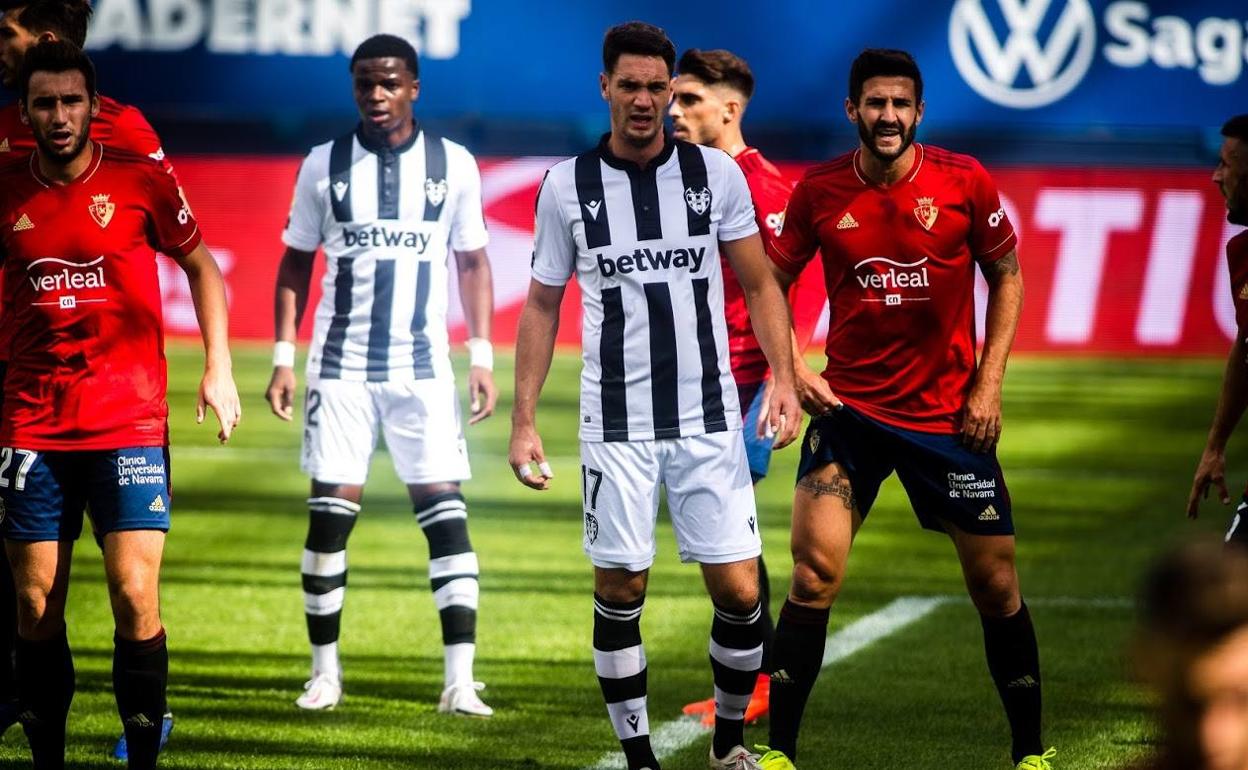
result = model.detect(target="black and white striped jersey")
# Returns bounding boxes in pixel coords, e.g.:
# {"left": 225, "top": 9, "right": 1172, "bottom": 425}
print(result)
{"left": 283, "top": 125, "right": 488, "bottom": 382}
{"left": 532, "top": 136, "right": 758, "bottom": 442}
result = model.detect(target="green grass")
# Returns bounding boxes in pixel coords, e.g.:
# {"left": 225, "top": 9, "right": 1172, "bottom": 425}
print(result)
{"left": 0, "top": 345, "right": 1234, "bottom": 769}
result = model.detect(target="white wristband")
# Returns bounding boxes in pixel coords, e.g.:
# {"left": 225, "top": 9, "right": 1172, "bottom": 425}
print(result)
{"left": 273, "top": 340, "right": 296, "bottom": 368}
{"left": 467, "top": 337, "right": 493, "bottom": 371}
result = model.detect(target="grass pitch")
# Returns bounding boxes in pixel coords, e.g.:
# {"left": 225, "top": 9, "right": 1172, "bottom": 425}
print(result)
{"left": 0, "top": 344, "right": 1233, "bottom": 769}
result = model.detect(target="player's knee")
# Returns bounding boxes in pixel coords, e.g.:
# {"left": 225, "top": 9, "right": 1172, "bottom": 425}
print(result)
{"left": 790, "top": 558, "right": 842, "bottom": 605}
{"left": 14, "top": 585, "right": 62, "bottom": 638}
{"left": 966, "top": 565, "right": 1020, "bottom": 616}
{"left": 109, "top": 579, "right": 160, "bottom": 631}
{"left": 595, "top": 571, "right": 647, "bottom": 604}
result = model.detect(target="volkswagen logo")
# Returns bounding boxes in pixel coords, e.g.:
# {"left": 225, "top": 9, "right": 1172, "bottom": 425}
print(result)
{"left": 949, "top": 0, "right": 1098, "bottom": 109}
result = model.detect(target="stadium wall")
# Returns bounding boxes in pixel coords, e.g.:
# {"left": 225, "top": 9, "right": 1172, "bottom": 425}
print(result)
{"left": 163, "top": 155, "right": 1241, "bottom": 355}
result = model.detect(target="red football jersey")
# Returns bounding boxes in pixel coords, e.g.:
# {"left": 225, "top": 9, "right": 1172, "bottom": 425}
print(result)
{"left": 1228, "top": 231, "right": 1248, "bottom": 334}
{"left": 0, "top": 96, "right": 175, "bottom": 178}
{"left": 771, "top": 144, "right": 1018, "bottom": 433}
{"left": 0, "top": 144, "right": 201, "bottom": 450}
{"left": 722, "top": 146, "right": 826, "bottom": 384}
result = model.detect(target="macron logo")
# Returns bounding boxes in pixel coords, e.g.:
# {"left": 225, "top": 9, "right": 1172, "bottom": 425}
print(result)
{"left": 584, "top": 200, "right": 602, "bottom": 221}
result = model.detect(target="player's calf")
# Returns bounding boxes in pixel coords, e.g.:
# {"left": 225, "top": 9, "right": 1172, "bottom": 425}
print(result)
{"left": 112, "top": 628, "right": 169, "bottom": 770}
{"left": 299, "top": 494, "right": 359, "bottom": 695}
{"left": 592, "top": 587, "right": 658, "bottom": 770}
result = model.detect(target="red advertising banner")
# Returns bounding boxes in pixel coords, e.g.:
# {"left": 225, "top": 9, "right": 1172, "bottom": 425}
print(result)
{"left": 163, "top": 156, "right": 1242, "bottom": 355}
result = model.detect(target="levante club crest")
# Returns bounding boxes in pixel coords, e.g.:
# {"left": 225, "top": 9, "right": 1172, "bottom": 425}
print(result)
{"left": 913, "top": 196, "right": 939, "bottom": 231}
{"left": 89, "top": 193, "right": 115, "bottom": 229}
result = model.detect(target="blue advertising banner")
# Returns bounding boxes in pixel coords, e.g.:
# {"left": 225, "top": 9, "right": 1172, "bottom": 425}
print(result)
{"left": 82, "top": 0, "right": 1248, "bottom": 128}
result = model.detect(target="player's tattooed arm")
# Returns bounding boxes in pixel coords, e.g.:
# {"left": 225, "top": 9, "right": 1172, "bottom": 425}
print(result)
{"left": 978, "top": 249, "right": 1020, "bottom": 281}
{"left": 797, "top": 472, "right": 856, "bottom": 509}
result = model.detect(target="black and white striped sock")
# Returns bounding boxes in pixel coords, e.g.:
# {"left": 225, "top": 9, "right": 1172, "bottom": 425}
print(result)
{"left": 593, "top": 593, "right": 659, "bottom": 770}
{"left": 710, "top": 601, "right": 764, "bottom": 758}
{"left": 301, "top": 496, "right": 359, "bottom": 681}
{"left": 416, "top": 492, "right": 479, "bottom": 686}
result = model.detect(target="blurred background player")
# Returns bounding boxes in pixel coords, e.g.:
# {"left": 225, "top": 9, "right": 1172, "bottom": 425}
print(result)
{"left": 1187, "top": 114, "right": 1248, "bottom": 541}
{"left": 670, "top": 46, "right": 827, "bottom": 727}
{"left": 0, "top": 1, "right": 178, "bottom": 757}
{"left": 510, "top": 21, "right": 801, "bottom": 770}
{"left": 265, "top": 33, "right": 498, "bottom": 717}
{"left": 1131, "top": 539, "right": 1248, "bottom": 770}
{"left": 755, "top": 49, "right": 1047, "bottom": 769}
{"left": 0, "top": 40, "right": 239, "bottom": 769}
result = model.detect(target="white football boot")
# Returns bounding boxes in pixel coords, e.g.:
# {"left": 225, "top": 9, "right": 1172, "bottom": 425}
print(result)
{"left": 709, "top": 745, "right": 765, "bottom": 769}
{"left": 295, "top": 672, "right": 342, "bottom": 710}
{"left": 437, "top": 681, "right": 494, "bottom": 717}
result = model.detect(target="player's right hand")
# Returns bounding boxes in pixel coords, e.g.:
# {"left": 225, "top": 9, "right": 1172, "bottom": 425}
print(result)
{"left": 266, "top": 366, "right": 298, "bottom": 422}
{"left": 1187, "top": 446, "right": 1231, "bottom": 519}
{"left": 508, "top": 425, "right": 553, "bottom": 490}
{"left": 795, "top": 359, "right": 841, "bottom": 415}
{"left": 199, "top": 367, "right": 242, "bottom": 443}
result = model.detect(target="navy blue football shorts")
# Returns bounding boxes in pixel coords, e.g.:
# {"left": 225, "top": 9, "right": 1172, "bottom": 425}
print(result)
{"left": 797, "top": 405, "right": 1014, "bottom": 536}
{"left": 0, "top": 446, "right": 172, "bottom": 542}
{"left": 737, "top": 380, "right": 775, "bottom": 483}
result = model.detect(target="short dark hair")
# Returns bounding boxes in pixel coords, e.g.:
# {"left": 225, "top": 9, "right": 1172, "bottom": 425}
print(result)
{"left": 602, "top": 21, "right": 675, "bottom": 76}
{"left": 1139, "top": 539, "right": 1248, "bottom": 648}
{"left": 849, "top": 48, "right": 923, "bottom": 105}
{"left": 676, "top": 48, "right": 755, "bottom": 101}
{"left": 350, "top": 33, "right": 418, "bottom": 78}
{"left": 0, "top": 0, "right": 93, "bottom": 48}
{"left": 1223, "top": 114, "right": 1248, "bottom": 143}
{"left": 19, "top": 38, "right": 95, "bottom": 103}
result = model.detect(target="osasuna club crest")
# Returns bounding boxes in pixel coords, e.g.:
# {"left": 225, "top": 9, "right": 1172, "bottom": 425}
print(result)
{"left": 425, "top": 178, "right": 448, "bottom": 207}
{"left": 684, "top": 186, "right": 711, "bottom": 216}
{"left": 913, "top": 196, "right": 939, "bottom": 231}
{"left": 89, "top": 193, "right": 115, "bottom": 229}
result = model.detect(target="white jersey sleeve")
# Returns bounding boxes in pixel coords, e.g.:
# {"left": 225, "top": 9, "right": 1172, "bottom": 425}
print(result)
{"left": 449, "top": 145, "right": 489, "bottom": 253}
{"left": 715, "top": 153, "right": 760, "bottom": 242}
{"left": 531, "top": 167, "right": 576, "bottom": 287}
{"left": 282, "top": 149, "right": 326, "bottom": 251}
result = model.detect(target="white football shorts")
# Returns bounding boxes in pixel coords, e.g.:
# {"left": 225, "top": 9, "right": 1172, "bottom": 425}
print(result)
{"left": 579, "top": 430, "right": 761, "bottom": 571}
{"left": 301, "top": 377, "right": 471, "bottom": 486}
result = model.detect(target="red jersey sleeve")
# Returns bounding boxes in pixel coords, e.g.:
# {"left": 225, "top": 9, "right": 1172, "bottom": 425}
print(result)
{"left": 144, "top": 163, "right": 200, "bottom": 258}
{"left": 108, "top": 103, "right": 180, "bottom": 185}
{"left": 771, "top": 178, "right": 818, "bottom": 275}
{"left": 967, "top": 160, "right": 1017, "bottom": 263}
{"left": 745, "top": 165, "right": 792, "bottom": 261}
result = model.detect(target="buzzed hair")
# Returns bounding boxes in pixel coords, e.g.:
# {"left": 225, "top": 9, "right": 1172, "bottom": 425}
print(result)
{"left": 1223, "top": 114, "right": 1248, "bottom": 144}
{"left": 0, "top": 0, "right": 93, "bottom": 48}
{"left": 1139, "top": 539, "right": 1248, "bottom": 648}
{"left": 350, "top": 33, "right": 418, "bottom": 78}
{"left": 676, "top": 48, "right": 755, "bottom": 101}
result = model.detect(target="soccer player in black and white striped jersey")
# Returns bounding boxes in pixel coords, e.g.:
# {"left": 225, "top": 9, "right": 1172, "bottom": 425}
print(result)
{"left": 265, "top": 34, "right": 498, "bottom": 717}
{"left": 509, "top": 21, "right": 802, "bottom": 770}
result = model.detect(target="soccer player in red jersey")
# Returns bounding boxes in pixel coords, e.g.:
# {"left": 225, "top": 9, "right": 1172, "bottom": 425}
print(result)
{"left": 755, "top": 50, "right": 1049, "bottom": 770}
{"left": 0, "top": 1, "right": 180, "bottom": 755}
{"left": 1188, "top": 114, "right": 1248, "bottom": 540}
{"left": 669, "top": 47, "right": 825, "bottom": 727}
{"left": 0, "top": 41, "right": 239, "bottom": 770}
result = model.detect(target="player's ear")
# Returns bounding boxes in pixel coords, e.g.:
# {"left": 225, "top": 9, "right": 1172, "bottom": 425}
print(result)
{"left": 915, "top": 99, "right": 925, "bottom": 126}
{"left": 410, "top": 78, "right": 420, "bottom": 104}
{"left": 17, "top": 102, "right": 27, "bottom": 125}
{"left": 844, "top": 96, "right": 857, "bottom": 124}
{"left": 599, "top": 72, "right": 609, "bottom": 101}
{"left": 724, "top": 97, "right": 742, "bottom": 125}
{"left": 89, "top": 93, "right": 100, "bottom": 118}
{"left": 37, "top": 30, "right": 56, "bottom": 43}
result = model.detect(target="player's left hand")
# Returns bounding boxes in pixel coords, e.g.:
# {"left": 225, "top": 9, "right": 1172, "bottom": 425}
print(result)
{"left": 467, "top": 366, "right": 498, "bottom": 425}
{"left": 961, "top": 379, "right": 1002, "bottom": 454}
{"left": 198, "top": 367, "right": 242, "bottom": 443}
{"left": 765, "top": 378, "right": 802, "bottom": 450}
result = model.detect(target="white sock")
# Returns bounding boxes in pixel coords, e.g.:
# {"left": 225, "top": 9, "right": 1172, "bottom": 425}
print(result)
{"left": 444, "top": 642, "right": 475, "bottom": 686}
{"left": 311, "top": 642, "right": 340, "bottom": 681}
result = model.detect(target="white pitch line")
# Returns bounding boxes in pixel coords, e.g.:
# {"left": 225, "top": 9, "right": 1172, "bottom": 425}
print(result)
{"left": 585, "top": 596, "right": 947, "bottom": 770}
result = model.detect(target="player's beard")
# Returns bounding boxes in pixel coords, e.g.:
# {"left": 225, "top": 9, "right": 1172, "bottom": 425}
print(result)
{"left": 35, "top": 122, "right": 91, "bottom": 167}
{"left": 1227, "top": 180, "right": 1248, "bottom": 226}
{"left": 858, "top": 117, "right": 916, "bottom": 163}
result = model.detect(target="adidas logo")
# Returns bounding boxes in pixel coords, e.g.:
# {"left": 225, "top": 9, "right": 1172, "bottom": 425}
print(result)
{"left": 12, "top": 214, "right": 33, "bottom": 232}
{"left": 836, "top": 212, "right": 858, "bottom": 230}
{"left": 125, "top": 713, "right": 156, "bottom": 728}
{"left": 1007, "top": 675, "right": 1038, "bottom": 689}
{"left": 149, "top": 496, "right": 167, "bottom": 513}
{"left": 771, "top": 669, "right": 794, "bottom": 684}
{"left": 584, "top": 199, "right": 602, "bottom": 221}
{"left": 0, "top": 138, "right": 9, "bottom": 153}
{"left": 979, "top": 504, "right": 1000, "bottom": 522}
